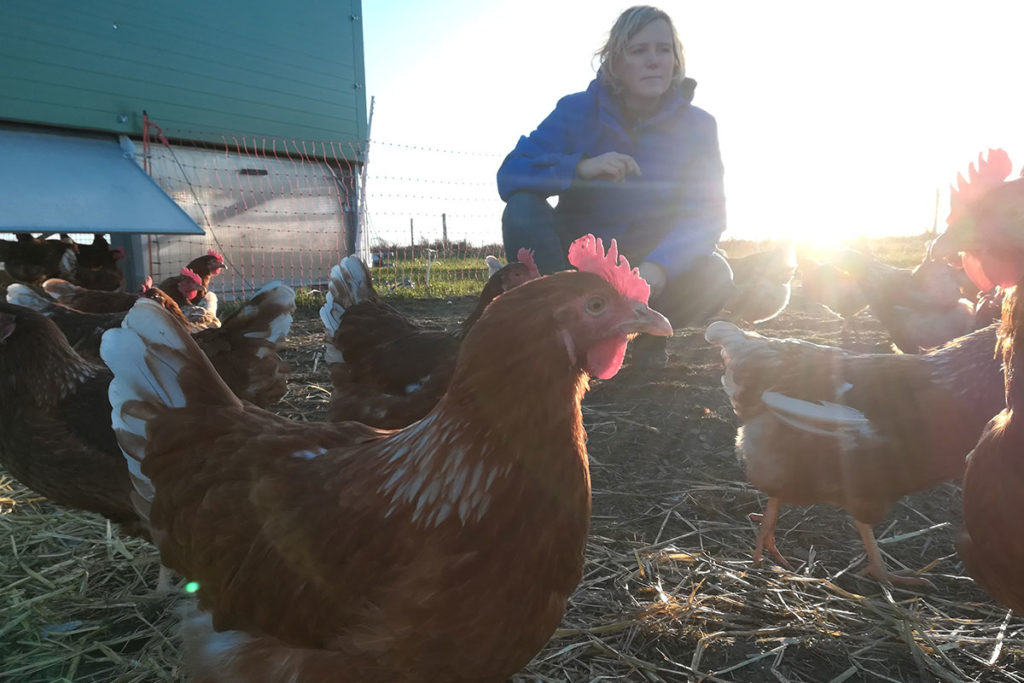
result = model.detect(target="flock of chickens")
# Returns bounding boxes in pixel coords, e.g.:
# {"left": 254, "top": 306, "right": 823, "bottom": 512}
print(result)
{"left": 0, "top": 149, "right": 1022, "bottom": 681}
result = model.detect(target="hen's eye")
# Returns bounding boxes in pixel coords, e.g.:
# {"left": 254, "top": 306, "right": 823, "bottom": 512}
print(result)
{"left": 585, "top": 296, "right": 606, "bottom": 315}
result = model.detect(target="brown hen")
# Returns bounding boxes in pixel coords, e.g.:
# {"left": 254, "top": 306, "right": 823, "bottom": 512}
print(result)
{"left": 706, "top": 318, "right": 1004, "bottom": 587}
{"left": 100, "top": 235, "right": 670, "bottom": 682}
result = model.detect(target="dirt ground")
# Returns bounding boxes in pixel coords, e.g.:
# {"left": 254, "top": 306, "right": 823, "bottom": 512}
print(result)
{"left": 2, "top": 289, "right": 1022, "bottom": 682}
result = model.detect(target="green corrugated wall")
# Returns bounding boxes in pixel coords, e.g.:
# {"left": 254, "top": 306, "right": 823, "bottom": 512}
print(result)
{"left": 0, "top": 0, "right": 366, "bottom": 160}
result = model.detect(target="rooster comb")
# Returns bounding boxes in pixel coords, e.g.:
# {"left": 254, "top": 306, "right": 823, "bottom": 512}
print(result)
{"left": 949, "top": 149, "right": 1014, "bottom": 223}
{"left": 207, "top": 249, "right": 224, "bottom": 262}
{"left": 516, "top": 248, "right": 540, "bottom": 278}
{"left": 140, "top": 275, "right": 153, "bottom": 292}
{"left": 567, "top": 234, "right": 650, "bottom": 304}
{"left": 181, "top": 267, "right": 202, "bottom": 285}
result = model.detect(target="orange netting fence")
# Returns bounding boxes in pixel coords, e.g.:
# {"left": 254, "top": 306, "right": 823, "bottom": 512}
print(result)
{"left": 132, "top": 124, "right": 510, "bottom": 299}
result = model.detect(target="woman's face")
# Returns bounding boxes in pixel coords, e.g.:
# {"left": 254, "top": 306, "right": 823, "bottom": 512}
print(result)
{"left": 615, "top": 19, "right": 677, "bottom": 110}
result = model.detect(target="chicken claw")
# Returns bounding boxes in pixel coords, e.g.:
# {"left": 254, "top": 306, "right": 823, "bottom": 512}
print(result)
{"left": 750, "top": 498, "right": 793, "bottom": 570}
{"left": 855, "top": 521, "right": 934, "bottom": 589}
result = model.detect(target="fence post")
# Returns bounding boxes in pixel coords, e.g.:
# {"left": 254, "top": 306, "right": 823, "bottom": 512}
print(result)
{"left": 410, "top": 217, "right": 414, "bottom": 247}
{"left": 442, "top": 213, "right": 448, "bottom": 245}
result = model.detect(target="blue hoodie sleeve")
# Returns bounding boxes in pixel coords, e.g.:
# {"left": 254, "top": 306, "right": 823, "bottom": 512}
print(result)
{"left": 644, "top": 116, "right": 726, "bottom": 280}
{"left": 496, "top": 95, "right": 588, "bottom": 201}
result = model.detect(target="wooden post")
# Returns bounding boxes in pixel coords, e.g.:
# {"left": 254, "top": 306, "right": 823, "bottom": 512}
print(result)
{"left": 410, "top": 217, "right": 414, "bottom": 246}
{"left": 442, "top": 213, "right": 448, "bottom": 245}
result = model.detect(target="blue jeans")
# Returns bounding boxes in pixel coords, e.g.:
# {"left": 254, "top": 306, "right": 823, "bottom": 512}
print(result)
{"left": 501, "top": 192, "right": 571, "bottom": 275}
{"left": 502, "top": 192, "right": 734, "bottom": 328}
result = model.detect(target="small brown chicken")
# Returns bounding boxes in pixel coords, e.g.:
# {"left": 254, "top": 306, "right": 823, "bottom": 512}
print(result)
{"left": 796, "top": 255, "right": 868, "bottom": 340}
{"left": 835, "top": 249, "right": 976, "bottom": 353}
{"left": 722, "top": 242, "right": 798, "bottom": 324}
{"left": 705, "top": 319, "right": 1005, "bottom": 587}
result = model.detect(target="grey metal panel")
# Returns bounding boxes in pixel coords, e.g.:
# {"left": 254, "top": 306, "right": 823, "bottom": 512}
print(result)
{"left": 0, "top": 126, "right": 204, "bottom": 234}
{"left": 0, "top": 0, "right": 367, "bottom": 157}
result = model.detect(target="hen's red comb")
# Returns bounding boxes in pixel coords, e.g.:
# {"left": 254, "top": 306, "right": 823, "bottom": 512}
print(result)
{"left": 567, "top": 234, "right": 650, "bottom": 304}
{"left": 112, "top": 246, "right": 126, "bottom": 261}
{"left": 207, "top": 249, "right": 224, "bottom": 263}
{"left": 181, "top": 267, "right": 202, "bottom": 285}
{"left": 516, "top": 248, "right": 540, "bottom": 277}
{"left": 949, "top": 149, "right": 1014, "bottom": 224}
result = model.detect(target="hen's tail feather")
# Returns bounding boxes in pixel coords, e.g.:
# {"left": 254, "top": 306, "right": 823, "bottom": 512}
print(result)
{"left": 485, "top": 255, "right": 503, "bottom": 277}
{"left": 198, "top": 290, "right": 218, "bottom": 316}
{"left": 704, "top": 320, "right": 747, "bottom": 346}
{"left": 7, "top": 283, "right": 56, "bottom": 312}
{"left": 705, "top": 321, "right": 753, "bottom": 402}
{"left": 320, "top": 256, "right": 374, "bottom": 363}
{"left": 41, "top": 277, "right": 83, "bottom": 300}
{"left": 101, "top": 299, "right": 242, "bottom": 512}
{"left": 224, "top": 280, "right": 294, "bottom": 350}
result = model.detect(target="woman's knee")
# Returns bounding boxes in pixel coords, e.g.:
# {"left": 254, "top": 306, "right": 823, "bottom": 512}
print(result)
{"left": 501, "top": 193, "right": 567, "bottom": 272}
{"left": 655, "top": 251, "right": 736, "bottom": 327}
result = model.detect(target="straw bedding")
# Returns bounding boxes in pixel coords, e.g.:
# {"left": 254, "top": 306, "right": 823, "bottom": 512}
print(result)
{"left": 2, "top": 294, "right": 1021, "bottom": 682}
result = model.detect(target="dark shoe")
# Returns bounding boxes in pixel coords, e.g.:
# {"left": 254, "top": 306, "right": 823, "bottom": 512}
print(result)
{"left": 629, "top": 334, "right": 668, "bottom": 369}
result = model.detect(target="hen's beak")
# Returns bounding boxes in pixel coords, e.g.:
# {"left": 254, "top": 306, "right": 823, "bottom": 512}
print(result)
{"left": 617, "top": 301, "right": 673, "bottom": 337}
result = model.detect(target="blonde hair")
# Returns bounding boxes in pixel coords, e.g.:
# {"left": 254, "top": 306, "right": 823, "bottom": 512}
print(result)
{"left": 595, "top": 6, "right": 685, "bottom": 95}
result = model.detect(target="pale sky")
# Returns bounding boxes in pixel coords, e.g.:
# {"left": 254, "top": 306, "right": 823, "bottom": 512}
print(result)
{"left": 360, "top": 1, "right": 1024, "bottom": 247}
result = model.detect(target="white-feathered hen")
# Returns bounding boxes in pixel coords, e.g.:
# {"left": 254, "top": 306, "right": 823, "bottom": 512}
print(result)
{"left": 706, "top": 319, "right": 1005, "bottom": 587}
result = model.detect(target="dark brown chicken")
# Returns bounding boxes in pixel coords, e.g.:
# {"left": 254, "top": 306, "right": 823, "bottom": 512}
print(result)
{"left": 183, "top": 250, "right": 225, "bottom": 289}
{"left": 7, "top": 283, "right": 137, "bottom": 361}
{"left": 157, "top": 267, "right": 205, "bottom": 308}
{"left": 42, "top": 276, "right": 152, "bottom": 314}
{"left": 321, "top": 249, "right": 540, "bottom": 428}
{"left": 0, "top": 233, "right": 77, "bottom": 284}
{"left": 73, "top": 234, "right": 125, "bottom": 291}
{"left": 11, "top": 280, "right": 294, "bottom": 408}
{"left": 0, "top": 302, "right": 145, "bottom": 538}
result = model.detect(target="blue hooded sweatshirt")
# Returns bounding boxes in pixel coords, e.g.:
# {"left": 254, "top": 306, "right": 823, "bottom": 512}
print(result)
{"left": 496, "top": 76, "right": 725, "bottom": 280}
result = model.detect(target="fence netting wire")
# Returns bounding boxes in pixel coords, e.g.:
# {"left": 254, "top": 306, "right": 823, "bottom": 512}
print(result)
{"left": 134, "top": 131, "right": 510, "bottom": 300}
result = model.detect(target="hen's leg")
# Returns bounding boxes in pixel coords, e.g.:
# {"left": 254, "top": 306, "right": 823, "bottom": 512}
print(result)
{"left": 750, "top": 498, "right": 793, "bottom": 570}
{"left": 855, "top": 521, "right": 933, "bottom": 589}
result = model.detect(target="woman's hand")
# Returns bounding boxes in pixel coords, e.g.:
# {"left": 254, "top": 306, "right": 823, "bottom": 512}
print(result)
{"left": 576, "top": 152, "right": 642, "bottom": 182}
{"left": 638, "top": 261, "right": 667, "bottom": 299}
